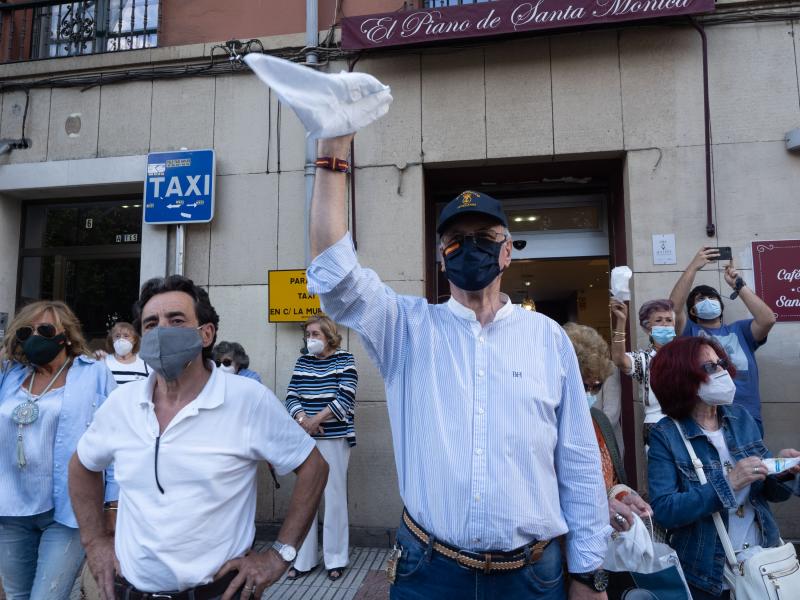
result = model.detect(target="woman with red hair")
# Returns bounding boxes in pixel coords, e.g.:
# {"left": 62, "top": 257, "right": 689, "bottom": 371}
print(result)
{"left": 647, "top": 336, "right": 800, "bottom": 599}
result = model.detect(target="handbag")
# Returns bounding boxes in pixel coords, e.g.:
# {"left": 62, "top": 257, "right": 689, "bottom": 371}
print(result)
{"left": 604, "top": 512, "right": 691, "bottom": 599}
{"left": 674, "top": 419, "right": 800, "bottom": 600}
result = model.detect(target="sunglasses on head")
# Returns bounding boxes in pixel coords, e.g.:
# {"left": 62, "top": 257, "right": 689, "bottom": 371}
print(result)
{"left": 215, "top": 358, "right": 234, "bottom": 367}
{"left": 16, "top": 323, "right": 58, "bottom": 343}
{"left": 701, "top": 358, "right": 729, "bottom": 375}
{"left": 584, "top": 380, "right": 604, "bottom": 394}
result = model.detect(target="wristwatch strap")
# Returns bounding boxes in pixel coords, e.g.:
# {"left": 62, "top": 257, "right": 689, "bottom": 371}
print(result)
{"left": 315, "top": 156, "right": 351, "bottom": 173}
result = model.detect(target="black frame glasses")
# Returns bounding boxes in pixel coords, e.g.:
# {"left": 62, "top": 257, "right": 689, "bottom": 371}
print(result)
{"left": 701, "top": 358, "right": 729, "bottom": 375}
{"left": 442, "top": 230, "right": 509, "bottom": 256}
{"left": 15, "top": 323, "right": 58, "bottom": 342}
{"left": 215, "top": 358, "right": 234, "bottom": 367}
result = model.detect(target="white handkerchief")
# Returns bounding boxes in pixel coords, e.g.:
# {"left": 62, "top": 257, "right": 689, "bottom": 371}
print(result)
{"left": 610, "top": 266, "right": 633, "bottom": 302}
{"left": 604, "top": 513, "right": 655, "bottom": 572}
{"left": 243, "top": 53, "right": 393, "bottom": 139}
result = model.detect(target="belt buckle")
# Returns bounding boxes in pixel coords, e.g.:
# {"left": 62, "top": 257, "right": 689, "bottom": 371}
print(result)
{"left": 454, "top": 549, "right": 483, "bottom": 571}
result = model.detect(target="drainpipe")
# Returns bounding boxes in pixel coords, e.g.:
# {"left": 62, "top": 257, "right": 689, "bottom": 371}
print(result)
{"left": 690, "top": 17, "right": 716, "bottom": 237}
{"left": 304, "top": 0, "right": 318, "bottom": 266}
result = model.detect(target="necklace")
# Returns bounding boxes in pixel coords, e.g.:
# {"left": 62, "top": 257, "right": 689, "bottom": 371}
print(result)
{"left": 12, "top": 358, "right": 71, "bottom": 468}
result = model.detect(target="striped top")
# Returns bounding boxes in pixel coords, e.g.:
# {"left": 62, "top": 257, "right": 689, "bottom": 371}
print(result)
{"left": 286, "top": 351, "right": 358, "bottom": 446}
{"left": 307, "top": 233, "right": 610, "bottom": 572}
{"left": 0, "top": 384, "right": 63, "bottom": 516}
{"left": 105, "top": 354, "right": 149, "bottom": 385}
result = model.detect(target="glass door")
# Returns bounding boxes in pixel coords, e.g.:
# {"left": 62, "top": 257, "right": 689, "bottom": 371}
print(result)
{"left": 18, "top": 198, "right": 142, "bottom": 348}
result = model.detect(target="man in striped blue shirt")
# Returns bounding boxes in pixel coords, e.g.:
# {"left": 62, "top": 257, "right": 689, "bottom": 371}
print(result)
{"left": 307, "top": 133, "right": 611, "bottom": 599}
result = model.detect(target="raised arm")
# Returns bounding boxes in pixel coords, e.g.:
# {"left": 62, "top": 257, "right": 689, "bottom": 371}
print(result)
{"left": 724, "top": 263, "right": 776, "bottom": 342}
{"left": 669, "top": 246, "right": 719, "bottom": 334}
{"left": 609, "top": 299, "right": 632, "bottom": 373}
{"left": 310, "top": 135, "right": 354, "bottom": 259}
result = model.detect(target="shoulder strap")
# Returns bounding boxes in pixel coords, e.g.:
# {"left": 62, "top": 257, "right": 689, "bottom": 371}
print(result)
{"left": 591, "top": 407, "right": 627, "bottom": 486}
{"left": 671, "top": 418, "right": 739, "bottom": 568}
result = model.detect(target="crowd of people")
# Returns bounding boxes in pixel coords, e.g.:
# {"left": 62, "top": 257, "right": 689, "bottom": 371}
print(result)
{"left": 0, "top": 129, "right": 798, "bottom": 600}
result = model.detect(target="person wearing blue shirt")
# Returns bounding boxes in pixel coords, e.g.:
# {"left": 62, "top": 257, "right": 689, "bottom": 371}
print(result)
{"left": 212, "top": 340, "right": 263, "bottom": 383}
{"left": 670, "top": 247, "right": 776, "bottom": 433}
{"left": 307, "top": 133, "right": 611, "bottom": 600}
{"left": 0, "top": 300, "right": 117, "bottom": 600}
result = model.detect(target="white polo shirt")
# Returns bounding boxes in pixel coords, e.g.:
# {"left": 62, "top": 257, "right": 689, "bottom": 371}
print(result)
{"left": 77, "top": 362, "right": 315, "bottom": 592}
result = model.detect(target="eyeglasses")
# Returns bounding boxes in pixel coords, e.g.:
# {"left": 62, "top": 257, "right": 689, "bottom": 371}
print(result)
{"left": 16, "top": 323, "right": 58, "bottom": 342}
{"left": 700, "top": 358, "right": 729, "bottom": 375}
{"left": 584, "top": 380, "right": 604, "bottom": 394}
{"left": 215, "top": 358, "right": 234, "bottom": 367}
{"left": 442, "top": 230, "right": 508, "bottom": 257}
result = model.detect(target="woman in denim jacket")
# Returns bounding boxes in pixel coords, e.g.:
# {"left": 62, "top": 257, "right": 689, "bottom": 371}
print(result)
{"left": 0, "top": 301, "right": 118, "bottom": 600}
{"left": 647, "top": 336, "right": 799, "bottom": 600}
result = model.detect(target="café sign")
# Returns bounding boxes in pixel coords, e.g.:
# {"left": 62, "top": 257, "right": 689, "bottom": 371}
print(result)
{"left": 752, "top": 240, "right": 800, "bottom": 322}
{"left": 342, "top": 0, "right": 715, "bottom": 50}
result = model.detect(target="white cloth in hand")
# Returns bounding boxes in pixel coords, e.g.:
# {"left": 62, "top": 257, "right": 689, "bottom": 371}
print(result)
{"left": 604, "top": 513, "right": 656, "bottom": 572}
{"left": 610, "top": 266, "right": 633, "bottom": 302}
{"left": 243, "top": 53, "right": 393, "bottom": 139}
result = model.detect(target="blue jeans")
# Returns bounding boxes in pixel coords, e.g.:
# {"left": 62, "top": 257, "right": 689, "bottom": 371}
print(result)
{"left": 0, "top": 510, "right": 84, "bottom": 600}
{"left": 689, "top": 585, "right": 730, "bottom": 600}
{"left": 390, "top": 521, "right": 565, "bottom": 600}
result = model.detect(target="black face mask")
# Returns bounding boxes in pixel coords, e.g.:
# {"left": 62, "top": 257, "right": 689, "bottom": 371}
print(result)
{"left": 22, "top": 334, "right": 67, "bottom": 366}
{"left": 443, "top": 236, "right": 504, "bottom": 292}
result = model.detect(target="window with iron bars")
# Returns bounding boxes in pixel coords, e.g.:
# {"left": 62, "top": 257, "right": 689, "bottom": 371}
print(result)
{"left": 1, "top": 0, "right": 158, "bottom": 61}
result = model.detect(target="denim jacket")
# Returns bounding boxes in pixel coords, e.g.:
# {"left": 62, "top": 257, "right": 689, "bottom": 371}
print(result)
{"left": 647, "top": 404, "right": 795, "bottom": 596}
{"left": 0, "top": 356, "right": 118, "bottom": 528}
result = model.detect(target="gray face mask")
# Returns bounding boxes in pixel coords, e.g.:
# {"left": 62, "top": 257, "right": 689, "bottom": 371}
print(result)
{"left": 139, "top": 326, "right": 204, "bottom": 381}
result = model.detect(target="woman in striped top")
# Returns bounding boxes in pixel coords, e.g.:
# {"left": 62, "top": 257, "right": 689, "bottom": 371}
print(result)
{"left": 103, "top": 322, "right": 149, "bottom": 385}
{"left": 285, "top": 313, "right": 357, "bottom": 582}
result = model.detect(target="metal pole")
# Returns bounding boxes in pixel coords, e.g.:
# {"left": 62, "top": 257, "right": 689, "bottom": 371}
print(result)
{"left": 304, "top": 0, "right": 318, "bottom": 267}
{"left": 175, "top": 224, "right": 185, "bottom": 275}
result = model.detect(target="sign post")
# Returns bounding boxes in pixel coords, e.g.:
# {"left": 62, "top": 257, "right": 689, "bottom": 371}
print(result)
{"left": 268, "top": 270, "right": 321, "bottom": 322}
{"left": 751, "top": 240, "right": 800, "bottom": 322}
{"left": 144, "top": 149, "right": 215, "bottom": 275}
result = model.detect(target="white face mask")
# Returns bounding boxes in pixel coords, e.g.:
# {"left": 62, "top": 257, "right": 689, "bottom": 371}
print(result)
{"left": 113, "top": 339, "right": 134, "bottom": 357}
{"left": 306, "top": 338, "right": 325, "bottom": 356}
{"left": 586, "top": 393, "right": 598, "bottom": 408}
{"left": 698, "top": 370, "right": 736, "bottom": 406}
{"left": 219, "top": 364, "right": 236, "bottom": 374}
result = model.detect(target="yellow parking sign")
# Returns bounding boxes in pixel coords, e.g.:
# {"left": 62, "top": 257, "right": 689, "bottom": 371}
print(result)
{"left": 268, "top": 269, "right": 321, "bottom": 323}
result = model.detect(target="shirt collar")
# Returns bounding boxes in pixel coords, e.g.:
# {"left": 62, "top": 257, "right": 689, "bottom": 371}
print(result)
{"left": 138, "top": 360, "right": 224, "bottom": 412}
{"left": 447, "top": 293, "right": 514, "bottom": 323}
{"left": 678, "top": 405, "right": 736, "bottom": 439}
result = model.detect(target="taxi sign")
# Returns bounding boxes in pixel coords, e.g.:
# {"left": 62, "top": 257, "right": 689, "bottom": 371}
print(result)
{"left": 268, "top": 269, "right": 321, "bottom": 323}
{"left": 144, "top": 149, "right": 215, "bottom": 224}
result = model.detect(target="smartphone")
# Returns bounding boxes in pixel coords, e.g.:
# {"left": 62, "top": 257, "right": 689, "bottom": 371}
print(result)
{"left": 709, "top": 246, "right": 732, "bottom": 262}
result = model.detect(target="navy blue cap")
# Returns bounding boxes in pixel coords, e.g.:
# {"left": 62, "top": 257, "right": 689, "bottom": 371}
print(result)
{"left": 436, "top": 190, "right": 508, "bottom": 235}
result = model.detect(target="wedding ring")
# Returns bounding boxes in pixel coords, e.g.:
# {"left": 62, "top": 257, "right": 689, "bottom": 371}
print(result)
{"left": 614, "top": 513, "right": 626, "bottom": 524}
{"left": 752, "top": 467, "right": 759, "bottom": 474}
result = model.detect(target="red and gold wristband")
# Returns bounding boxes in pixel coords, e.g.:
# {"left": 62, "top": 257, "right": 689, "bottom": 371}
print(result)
{"left": 315, "top": 156, "right": 351, "bottom": 173}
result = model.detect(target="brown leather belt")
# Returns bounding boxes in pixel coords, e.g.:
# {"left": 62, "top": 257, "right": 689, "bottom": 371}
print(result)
{"left": 401, "top": 510, "right": 551, "bottom": 574}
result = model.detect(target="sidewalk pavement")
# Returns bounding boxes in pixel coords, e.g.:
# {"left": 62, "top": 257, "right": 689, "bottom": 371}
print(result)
{"left": 59, "top": 544, "right": 391, "bottom": 600}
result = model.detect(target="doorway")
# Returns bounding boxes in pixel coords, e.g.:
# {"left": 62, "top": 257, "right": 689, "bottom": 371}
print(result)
{"left": 17, "top": 198, "right": 143, "bottom": 347}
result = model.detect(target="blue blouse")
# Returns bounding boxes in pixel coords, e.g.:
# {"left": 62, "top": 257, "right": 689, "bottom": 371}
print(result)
{"left": 0, "top": 355, "right": 118, "bottom": 528}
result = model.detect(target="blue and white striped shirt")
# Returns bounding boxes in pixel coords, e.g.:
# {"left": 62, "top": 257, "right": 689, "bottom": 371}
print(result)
{"left": 307, "top": 233, "right": 611, "bottom": 572}
{"left": 286, "top": 351, "right": 358, "bottom": 446}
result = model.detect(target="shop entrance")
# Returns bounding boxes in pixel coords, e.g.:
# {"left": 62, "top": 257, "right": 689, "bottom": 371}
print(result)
{"left": 17, "top": 198, "right": 143, "bottom": 348}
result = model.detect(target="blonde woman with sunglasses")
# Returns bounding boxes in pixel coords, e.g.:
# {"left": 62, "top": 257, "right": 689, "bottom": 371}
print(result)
{"left": 0, "top": 300, "right": 117, "bottom": 600}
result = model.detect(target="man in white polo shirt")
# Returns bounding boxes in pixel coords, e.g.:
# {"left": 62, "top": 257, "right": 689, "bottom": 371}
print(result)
{"left": 68, "top": 275, "right": 328, "bottom": 600}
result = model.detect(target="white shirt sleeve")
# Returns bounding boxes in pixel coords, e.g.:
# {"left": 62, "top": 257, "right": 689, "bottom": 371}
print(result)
{"left": 76, "top": 398, "right": 117, "bottom": 473}
{"left": 248, "top": 387, "right": 316, "bottom": 476}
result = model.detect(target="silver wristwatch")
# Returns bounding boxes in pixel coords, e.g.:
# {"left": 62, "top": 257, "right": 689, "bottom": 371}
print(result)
{"left": 271, "top": 540, "right": 297, "bottom": 563}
